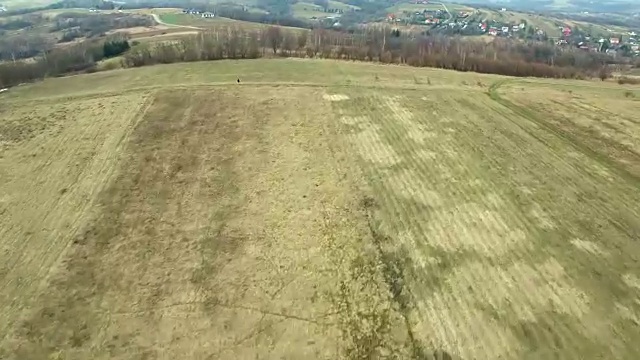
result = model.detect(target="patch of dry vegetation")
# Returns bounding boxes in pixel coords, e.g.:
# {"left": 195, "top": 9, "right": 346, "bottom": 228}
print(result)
{"left": 331, "top": 76, "right": 640, "bottom": 359}
{"left": 0, "top": 93, "right": 152, "bottom": 347}
{"left": 1, "top": 59, "right": 640, "bottom": 359}
{"left": 0, "top": 84, "right": 410, "bottom": 359}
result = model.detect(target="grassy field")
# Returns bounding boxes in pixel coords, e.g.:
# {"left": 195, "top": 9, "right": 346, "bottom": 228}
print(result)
{"left": 291, "top": 2, "right": 329, "bottom": 19}
{"left": 157, "top": 13, "right": 303, "bottom": 32}
{"left": 1, "top": 59, "right": 640, "bottom": 359}
{"left": 561, "top": 18, "right": 630, "bottom": 37}
{"left": 386, "top": 2, "right": 473, "bottom": 14}
{"left": 292, "top": 0, "right": 360, "bottom": 17}
{"left": 0, "top": 0, "right": 58, "bottom": 10}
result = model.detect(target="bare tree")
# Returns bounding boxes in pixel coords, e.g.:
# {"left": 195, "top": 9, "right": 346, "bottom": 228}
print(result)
{"left": 282, "top": 32, "right": 297, "bottom": 56}
{"left": 297, "top": 31, "right": 308, "bottom": 50}
{"left": 247, "top": 32, "right": 260, "bottom": 59}
{"left": 265, "top": 26, "right": 282, "bottom": 55}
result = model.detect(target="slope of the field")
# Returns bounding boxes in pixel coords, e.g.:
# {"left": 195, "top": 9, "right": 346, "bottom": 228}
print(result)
{"left": 1, "top": 59, "right": 640, "bottom": 359}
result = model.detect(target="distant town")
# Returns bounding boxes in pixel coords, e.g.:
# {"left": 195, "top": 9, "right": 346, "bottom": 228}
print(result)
{"left": 386, "top": 2, "right": 640, "bottom": 57}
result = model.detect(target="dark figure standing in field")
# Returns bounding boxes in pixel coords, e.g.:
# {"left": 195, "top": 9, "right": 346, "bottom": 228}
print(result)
{"left": 237, "top": 78, "right": 240, "bottom": 83}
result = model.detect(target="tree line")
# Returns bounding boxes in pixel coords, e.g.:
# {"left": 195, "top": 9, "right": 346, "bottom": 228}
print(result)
{"left": 0, "top": 34, "right": 53, "bottom": 62}
{"left": 0, "top": 25, "right": 614, "bottom": 88}
{"left": 0, "top": 36, "right": 129, "bottom": 88}
{"left": 124, "top": 26, "right": 609, "bottom": 79}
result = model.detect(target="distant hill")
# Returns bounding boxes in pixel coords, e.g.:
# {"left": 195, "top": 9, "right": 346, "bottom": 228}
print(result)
{"left": 453, "top": 0, "right": 640, "bottom": 13}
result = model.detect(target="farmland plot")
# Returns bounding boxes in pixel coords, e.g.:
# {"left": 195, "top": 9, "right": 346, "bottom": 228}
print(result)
{"left": 0, "top": 93, "right": 152, "bottom": 341}
{"left": 1, "top": 86, "right": 411, "bottom": 359}
{"left": 329, "top": 85, "right": 640, "bottom": 359}
{"left": 1, "top": 59, "right": 640, "bottom": 359}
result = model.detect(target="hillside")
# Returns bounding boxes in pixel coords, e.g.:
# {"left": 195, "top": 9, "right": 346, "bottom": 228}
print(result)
{"left": 452, "top": 0, "right": 640, "bottom": 12}
{"left": 1, "top": 59, "right": 640, "bottom": 359}
{"left": 381, "top": 1, "right": 637, "bottom": 42}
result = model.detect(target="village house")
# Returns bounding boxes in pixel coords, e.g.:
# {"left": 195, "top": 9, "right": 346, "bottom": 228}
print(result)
{"left": 201, "top": 12, "right": 214, "bottom": 18}
{"left": 610, "top": 37, "right": 620, "bottom": 45}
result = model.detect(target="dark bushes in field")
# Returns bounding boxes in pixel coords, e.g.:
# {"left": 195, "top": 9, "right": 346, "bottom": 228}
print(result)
{"left": 103, "top": 39, "right": 130, "bottom": 58}
{"left": 0, "top": 36, "right": 129, "bottom": 88}
{"left": 618, "top": 76, "right": 640, "bottom": 85}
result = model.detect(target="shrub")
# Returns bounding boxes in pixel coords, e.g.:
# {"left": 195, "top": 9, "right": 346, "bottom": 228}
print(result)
{"left": 618, "top": 76, "right": 640, "bottom": 85}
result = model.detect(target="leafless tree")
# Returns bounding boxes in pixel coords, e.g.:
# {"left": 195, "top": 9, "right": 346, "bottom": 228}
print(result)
{"left": 265, "top": 26, "right": 282, "bottom": 54}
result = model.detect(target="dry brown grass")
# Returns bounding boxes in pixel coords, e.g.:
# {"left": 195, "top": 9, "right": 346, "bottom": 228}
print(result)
{"left": 0, "top": 84, "right": 411, "bottom": 359}
{"left": 0, "top": 93, "right": 153, "bottom": 352}
{"left": 2, "top": 59, "right": 640, "bottom": 359}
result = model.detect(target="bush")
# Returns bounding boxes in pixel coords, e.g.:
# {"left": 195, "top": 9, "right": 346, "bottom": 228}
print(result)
{"left": 103, "top": 40, "right": 130, "bottom": 58}
{"left": 618, "top": 76, "right": 640, "bottom": 85}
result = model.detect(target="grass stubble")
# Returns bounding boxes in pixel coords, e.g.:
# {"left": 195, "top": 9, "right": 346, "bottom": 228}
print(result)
{"left": 1, "top": 59, "right": 640, "bottom": 359}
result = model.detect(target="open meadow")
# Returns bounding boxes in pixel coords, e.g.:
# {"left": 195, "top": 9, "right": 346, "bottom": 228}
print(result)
{"left": 1, "top": 59, "right": 640, "bottom": 359}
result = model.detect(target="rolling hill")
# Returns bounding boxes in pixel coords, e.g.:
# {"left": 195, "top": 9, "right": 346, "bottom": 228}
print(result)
{"left": 1, "top": 59, "right": 640, "bottom": 359}
{"left": 451, "top": 0, "right": 640, "bottom": 12}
